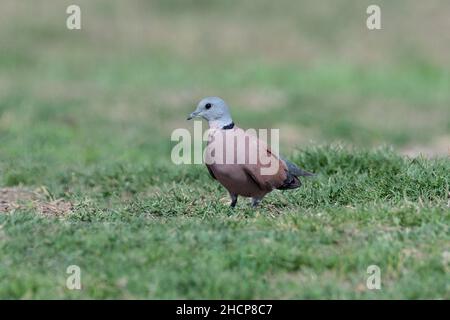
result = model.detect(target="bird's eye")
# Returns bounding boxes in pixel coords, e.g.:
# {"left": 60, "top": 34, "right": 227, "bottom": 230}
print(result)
{"left": 205, "top": 103, "right": 212, "bottom": 109}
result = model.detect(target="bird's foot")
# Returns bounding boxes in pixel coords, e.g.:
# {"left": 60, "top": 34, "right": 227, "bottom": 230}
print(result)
{"left": 251, "top": 198, "right": 262, "bottom": 208}
{"left": 230, "top": 193, "right": 238, "bottom": 208}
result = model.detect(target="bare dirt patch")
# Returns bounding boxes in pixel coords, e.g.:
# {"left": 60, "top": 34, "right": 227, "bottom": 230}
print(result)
{"left": 0, "top": 187, "right": 73, "bottom": 216}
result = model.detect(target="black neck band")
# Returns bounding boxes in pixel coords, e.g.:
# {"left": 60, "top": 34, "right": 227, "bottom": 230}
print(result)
{"left": 222, "top": 122, "right": 235, "bottom": 130}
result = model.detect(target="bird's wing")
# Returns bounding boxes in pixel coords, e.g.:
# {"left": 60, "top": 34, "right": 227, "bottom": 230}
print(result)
{"left": 238, "top": 129, "right": 288, "bottom": 191}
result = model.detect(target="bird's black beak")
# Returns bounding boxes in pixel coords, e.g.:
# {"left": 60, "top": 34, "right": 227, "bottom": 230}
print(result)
{"left": 187, "top": 111, "right": 199, "bottom": 120}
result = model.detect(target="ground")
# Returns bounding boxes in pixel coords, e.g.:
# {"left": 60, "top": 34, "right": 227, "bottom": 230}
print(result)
{"left": 0, "top": 0, "right": 449, "bottom": 299}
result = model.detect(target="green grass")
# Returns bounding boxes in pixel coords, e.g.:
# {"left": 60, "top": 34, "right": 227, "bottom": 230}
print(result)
{"left": 0, "top": 147, "right": 448, "bottom": 299}
{"left": 0, "top": 0, "right": 449, "bottom": 299}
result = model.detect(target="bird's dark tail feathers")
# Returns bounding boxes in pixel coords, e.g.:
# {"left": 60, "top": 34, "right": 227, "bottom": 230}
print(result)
{"left": 277, "top": 158, "right": 314, "bottom": 190}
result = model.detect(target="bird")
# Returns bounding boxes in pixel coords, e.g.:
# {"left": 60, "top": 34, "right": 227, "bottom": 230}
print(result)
{"left": 187, "top": 96, "right": 313, "bottom": 208}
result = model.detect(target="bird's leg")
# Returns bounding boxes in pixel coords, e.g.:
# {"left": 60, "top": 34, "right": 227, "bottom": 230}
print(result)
{"left": 251, "top": 197, "right": 262, "bottom": 208}
{"left": 229, "top": 193, "right": 238, "bottom": 208}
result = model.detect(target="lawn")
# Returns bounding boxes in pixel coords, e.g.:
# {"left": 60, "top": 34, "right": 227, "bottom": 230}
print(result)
{"left": 0, "top": 0, "right": 449, "bottom": 299}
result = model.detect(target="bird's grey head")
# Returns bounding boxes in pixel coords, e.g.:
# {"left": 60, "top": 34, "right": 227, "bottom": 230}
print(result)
{"left": 187, "top": 97, "right": 233, "bottom": 128}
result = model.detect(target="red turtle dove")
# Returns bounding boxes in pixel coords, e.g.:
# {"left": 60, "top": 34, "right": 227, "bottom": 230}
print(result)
{"left": 187, "top": 97, "right": 313, "bottom": 207}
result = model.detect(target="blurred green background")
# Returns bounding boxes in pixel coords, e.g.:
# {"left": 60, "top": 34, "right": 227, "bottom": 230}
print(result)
{"left": 2, "top": 0, "right": 450, "bottom": 161}
{"left": 0, "top": 0, "right": 449, "bottom": 299}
